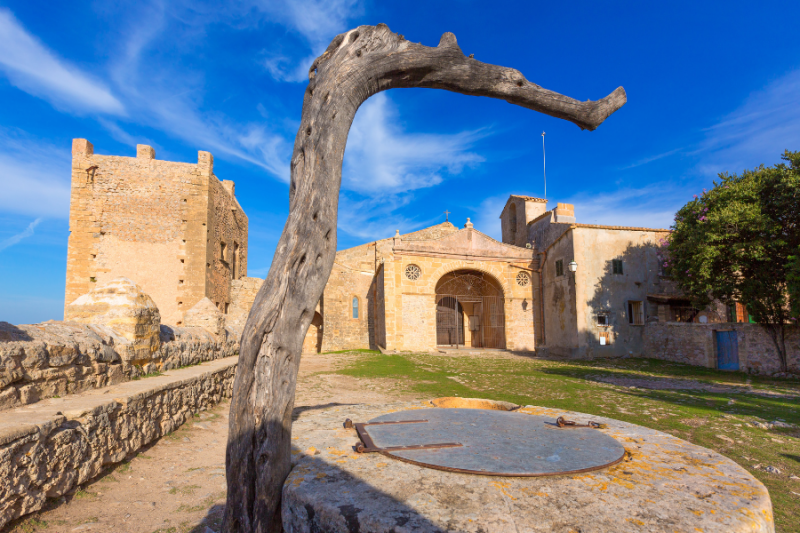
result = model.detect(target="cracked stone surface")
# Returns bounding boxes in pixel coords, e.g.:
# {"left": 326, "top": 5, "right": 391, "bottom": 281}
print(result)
{"left": 284, "top": 401, "right": 774, "bottom": 533}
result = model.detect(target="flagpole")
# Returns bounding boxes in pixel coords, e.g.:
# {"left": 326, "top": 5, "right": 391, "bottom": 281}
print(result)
{"left": 541, "top": 131, "right": 546, "bottom": 201}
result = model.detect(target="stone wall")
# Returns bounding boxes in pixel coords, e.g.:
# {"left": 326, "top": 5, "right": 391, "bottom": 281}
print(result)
{"left": 321, "top": 244, "right": 377, "bottom": 352}
{"left": 207, "top": 169, "right": 248, "bottom": 311}
{"left": 0, "top": 321, "right": 238, "bottom": 411}
{"left": 228, "top": 276, "right": 263, "bottom": 330}
{"left": 65, "top": 139, "right": 247, "bottom": 326}
{"left": 0, "top": 357, "right": 237, "bottom": 529}
{"left": 644, "top": 322, "right": 800, "bottom": 374}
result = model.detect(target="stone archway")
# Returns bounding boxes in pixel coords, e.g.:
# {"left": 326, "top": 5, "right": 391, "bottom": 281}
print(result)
{"left": 435, "top": 270, "right": 506, "bottom": 349}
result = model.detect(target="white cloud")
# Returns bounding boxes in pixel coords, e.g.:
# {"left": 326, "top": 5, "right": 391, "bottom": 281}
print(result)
{"left": 695, "top": 69, "right": 800, "bottom": 176}
{"left": 0, "top": 9, "right": 124, "bottom": 115}
{"left": 0, "top": 130, "right": 71, "bottom": 218}
{"left": 564, "top": 186, "right": 680, "bottom": 229}
{"left": 252, "top": 0, "right": 363, "bottom": 82}
{"left": 470, "top": 194, "right": 510, "bottom": 241}
{"left": 343, "top": 93, "right": 486, "bottom": 195}
{"left": 0, "top": 217, "right": 43, "bottom": 253}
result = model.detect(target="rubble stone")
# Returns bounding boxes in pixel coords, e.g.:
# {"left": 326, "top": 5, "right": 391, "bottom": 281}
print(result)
{"left": 64, "top": 277, "right": 160, "bottom": 363}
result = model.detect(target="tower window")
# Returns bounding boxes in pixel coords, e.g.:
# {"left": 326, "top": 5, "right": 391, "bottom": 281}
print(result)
{"left": 352, "top": 297, "right": 359, "bottom": 319}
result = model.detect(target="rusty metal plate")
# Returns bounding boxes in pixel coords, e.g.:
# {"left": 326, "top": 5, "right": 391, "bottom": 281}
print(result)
{"left": 360, "top": 408, "right": 625, "bottom": 476}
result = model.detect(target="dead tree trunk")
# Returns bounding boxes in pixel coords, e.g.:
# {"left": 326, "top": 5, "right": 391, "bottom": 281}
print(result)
{"left": 223, "top": 24, "right": 626, "bottom": 533}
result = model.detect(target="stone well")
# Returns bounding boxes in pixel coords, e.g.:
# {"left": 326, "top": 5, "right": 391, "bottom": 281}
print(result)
{"left": 285, "top": 399, "right": 773, "bottom": 533}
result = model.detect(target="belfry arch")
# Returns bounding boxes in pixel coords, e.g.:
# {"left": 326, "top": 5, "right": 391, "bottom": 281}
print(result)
{"left": 435, "top": 269, "right": 506, "bottom": 349}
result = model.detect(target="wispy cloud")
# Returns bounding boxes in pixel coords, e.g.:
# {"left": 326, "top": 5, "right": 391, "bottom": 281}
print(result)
{"left": 0, "top": 9, "right": 124, "bottom": 115}
{"left": 344, "top": 93, "right": 487, "bottom": 195}
{"left": 694, "top": 69, "right": 800, "bottom": 176}
{"left": 619, "top": 147, "right": 683, "bottom": 170}
{"left": 0, "top": 217, "right": 43, "bottom": 253}
{"left": 564, "top": 186, "right": 680, "bottom": 229}
{"left": 0, "top": 130, "right": 71, "bottom": 218}
{"left": 253, "top": 0, "right": 363, "bottom": 82}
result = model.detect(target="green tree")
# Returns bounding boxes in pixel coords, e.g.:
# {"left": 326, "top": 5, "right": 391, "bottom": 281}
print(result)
{"left": 664, "top": 151, "right": 800, "bottom": 373}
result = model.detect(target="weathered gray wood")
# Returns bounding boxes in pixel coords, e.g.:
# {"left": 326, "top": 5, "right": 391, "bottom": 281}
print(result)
{"left": 223, "top": 24, "right": 626, "bottom": 533}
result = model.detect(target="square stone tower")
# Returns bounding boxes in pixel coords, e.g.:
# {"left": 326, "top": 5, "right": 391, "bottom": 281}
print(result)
{"left": 65, "top": 139, "right": 248, "bottom": 325}
{"left": 499, "top": 195, "right": 548, "bottom": 247}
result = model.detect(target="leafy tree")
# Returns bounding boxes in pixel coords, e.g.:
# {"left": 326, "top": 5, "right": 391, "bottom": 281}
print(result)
{"left": 664, "top": 151, "right": 800, "bottom": 373}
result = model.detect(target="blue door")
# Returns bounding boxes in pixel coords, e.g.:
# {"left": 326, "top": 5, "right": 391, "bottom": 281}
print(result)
{"left": 716, "top": 331, "right": 739, "bottom": 370}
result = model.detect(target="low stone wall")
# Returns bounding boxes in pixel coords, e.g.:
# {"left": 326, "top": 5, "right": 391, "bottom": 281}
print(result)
{"left": 644, "top": 322, "right": 799, "bottom": 374}
{"left": 0, "top": 321, "right": 239, "bottom": 411}
{"left": 0, "top": 356, "right": 237, "bottom": 530}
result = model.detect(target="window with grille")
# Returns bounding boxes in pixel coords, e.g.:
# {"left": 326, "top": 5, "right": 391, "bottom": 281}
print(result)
{"left": 612, "top": 259, "right": 623, "bottom": 275}
{"left": 628, "top": 301, "right": 644, "bottom": 325}
{"left": 555, "top": 259, "right": 564, "bottom": 277}
{"left": 352, "top": 297, "right": 359, "bottom": 319}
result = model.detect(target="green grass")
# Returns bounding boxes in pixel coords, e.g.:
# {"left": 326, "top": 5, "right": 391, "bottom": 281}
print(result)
{"left": 169, "top": 484, "right": 201, "bottom": 496}
{"left": 323, "top": 348, "right": 382, "bottom": 354}
{"left": 335, "top": 352, "right": 800, "bottom": 533}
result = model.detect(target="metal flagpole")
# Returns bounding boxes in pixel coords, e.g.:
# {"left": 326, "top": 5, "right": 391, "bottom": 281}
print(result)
{"left": 541, "top": 131, "right": 546, "bottom": 200}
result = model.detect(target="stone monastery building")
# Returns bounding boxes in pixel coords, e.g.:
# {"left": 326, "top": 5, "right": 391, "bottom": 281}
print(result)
{"left": 311, "top": 195, "right": 678, "bottom": 358}
{"left": 66, "top": 140, "right": 684, "bottom": 359}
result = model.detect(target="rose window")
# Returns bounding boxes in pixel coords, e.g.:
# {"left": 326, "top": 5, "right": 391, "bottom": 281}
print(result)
{"left": 405, "top": 264, "right": 422, "bottom": 281}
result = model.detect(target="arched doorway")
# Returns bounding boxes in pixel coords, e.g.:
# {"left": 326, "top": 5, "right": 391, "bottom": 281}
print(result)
{"left": 435, "top": 270, "right": 506, "bottom": 349}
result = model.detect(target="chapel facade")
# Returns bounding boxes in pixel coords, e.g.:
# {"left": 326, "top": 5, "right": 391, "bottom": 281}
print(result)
{"left": 306, "top": 218, "right": 540, "bottom": 354}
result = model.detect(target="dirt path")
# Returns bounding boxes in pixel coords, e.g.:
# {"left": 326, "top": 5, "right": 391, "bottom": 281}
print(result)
{"left": 6, "top": 353, "right": 419, "bottom": 533}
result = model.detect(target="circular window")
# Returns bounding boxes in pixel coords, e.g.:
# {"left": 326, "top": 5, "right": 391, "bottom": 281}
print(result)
{"left": 405, "top": 264, "right": 422, "bottom": 281}
{"left": 516, "top": 272, "right": 530, "bottom": 287}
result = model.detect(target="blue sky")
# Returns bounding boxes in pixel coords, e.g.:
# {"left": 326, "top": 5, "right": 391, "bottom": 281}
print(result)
{"left": 1, "top": 1, "right": 799, "bottom": 324}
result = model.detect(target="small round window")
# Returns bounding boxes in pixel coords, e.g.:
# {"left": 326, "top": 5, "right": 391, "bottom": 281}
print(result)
{"left": 405, "top": 264, "right": 421, "bottom": 281}
{"left": 516, "top": 272, "right": 530, "bottom": 287}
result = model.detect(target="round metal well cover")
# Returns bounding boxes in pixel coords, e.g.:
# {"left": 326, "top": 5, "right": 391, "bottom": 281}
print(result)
{"left": 364, "top": 408, "right": 625, "bottom": 476}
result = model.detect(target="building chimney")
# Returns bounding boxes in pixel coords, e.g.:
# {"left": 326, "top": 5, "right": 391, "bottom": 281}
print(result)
{"left": 554, "top": 203, "right": 576, "bottom": 224}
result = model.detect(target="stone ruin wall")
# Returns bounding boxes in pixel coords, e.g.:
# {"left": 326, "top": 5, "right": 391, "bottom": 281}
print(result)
{"left": 65, "top": 140, "right": 247, "bottom": 326}
{"left": 644, "top": 322, "right": 799, "bottom": 374}
{"left": 0, "top": 321, "right": 238, "bottom": 412}
{"left": 228, "top": 276, "right": 263, "bottom": 329}
{"left": 0, "top": 358, "right": 236, "bottom": 529}
{"left": 206, "top": 174, "right": 248, "bottom": 313}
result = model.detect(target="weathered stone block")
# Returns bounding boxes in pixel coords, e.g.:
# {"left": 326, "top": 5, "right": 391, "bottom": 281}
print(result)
{"left": 183, "top": 297, "right": 225, "bottom": 338}
{"left": 65, "top": 277, "right": 161, "bottom": 363}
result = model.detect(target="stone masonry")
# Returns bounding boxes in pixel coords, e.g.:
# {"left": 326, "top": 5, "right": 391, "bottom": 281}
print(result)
{"left": 65, "top": 139, "right": 248, "bottom": 326}
{"left": 644, "top": 322, "right": 799, "bottom": 374}
{"left": 0, "top": 356, "right": 237, "bottom": 529}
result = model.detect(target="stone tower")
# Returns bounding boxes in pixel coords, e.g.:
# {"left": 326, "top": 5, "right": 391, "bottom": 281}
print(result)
{"left": 499, "top": 195, "right": 548, "bottom": 247}
{"left": 65, "top": 139, "right": 248, "bottom": 325}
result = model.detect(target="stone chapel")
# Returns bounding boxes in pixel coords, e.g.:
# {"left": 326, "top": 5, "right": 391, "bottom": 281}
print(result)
{"left": 303, "top": 195, "right": 676, "bottom": 358}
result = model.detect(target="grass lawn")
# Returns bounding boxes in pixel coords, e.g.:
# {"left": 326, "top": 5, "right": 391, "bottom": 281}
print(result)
{"left": 331, "top": 351, "right": 800, "bottom": 533}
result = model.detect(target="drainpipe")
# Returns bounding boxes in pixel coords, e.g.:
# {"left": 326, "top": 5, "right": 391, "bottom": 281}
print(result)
{"left": 536, "top": 249, "right": 547, "bottom": 347}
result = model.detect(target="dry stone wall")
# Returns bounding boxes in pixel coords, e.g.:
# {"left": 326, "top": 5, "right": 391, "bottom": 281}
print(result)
{"left": 0, "top": 321, "right": 238, "bottom": 411}
{"left": 644, "top": 322, "right": 799, "bottom": 374}
{"left": 0, "top": 357, "right": 236, "bottom": 529}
